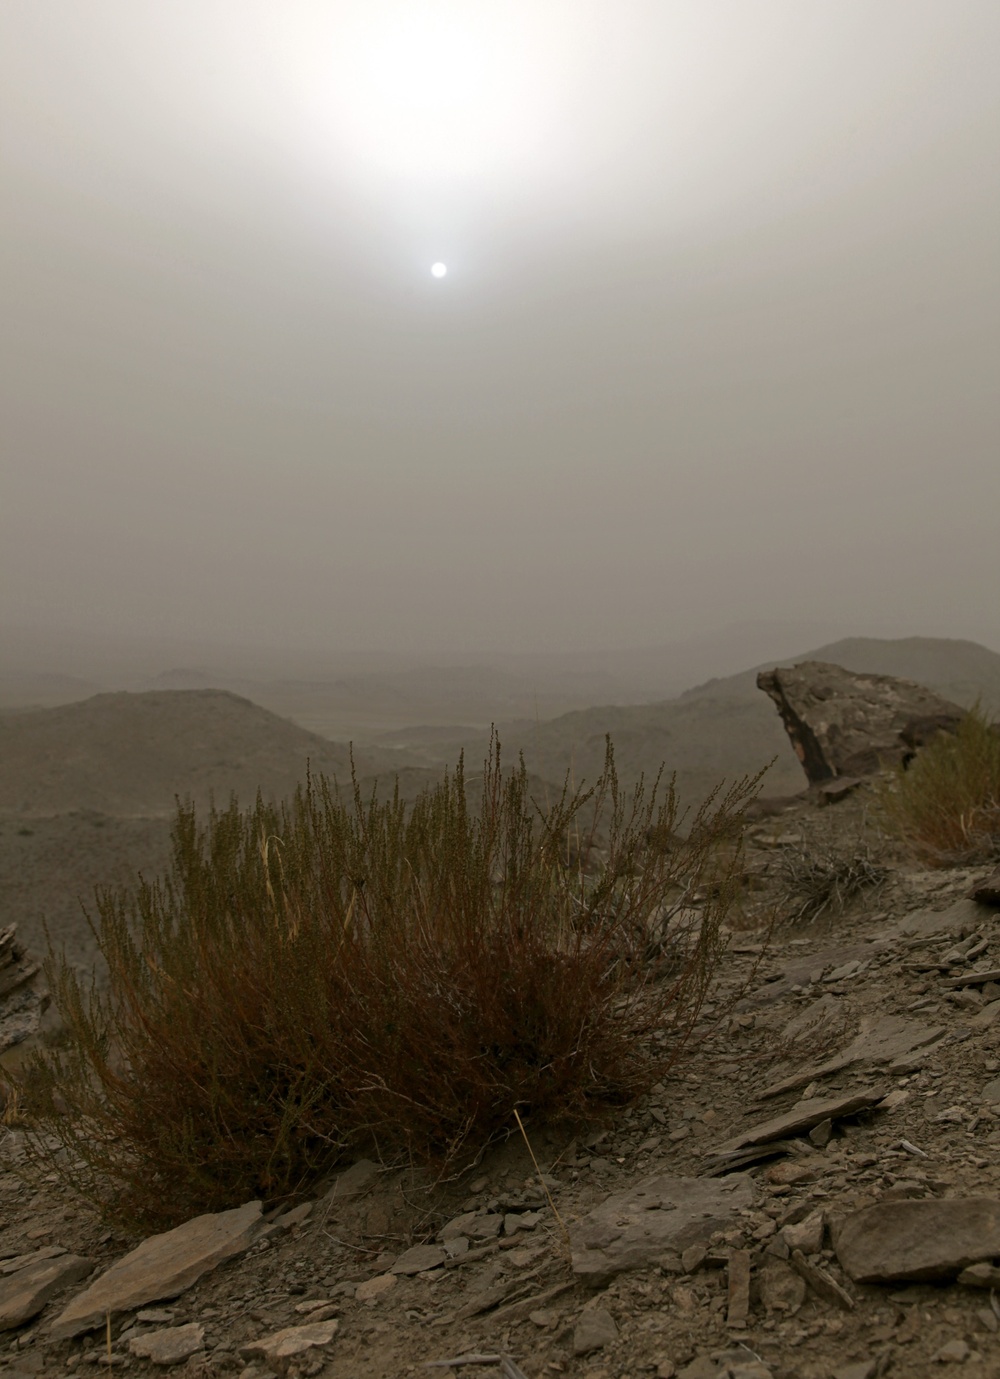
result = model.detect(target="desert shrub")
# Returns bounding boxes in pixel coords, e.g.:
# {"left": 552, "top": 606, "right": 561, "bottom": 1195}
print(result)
{"left": 22, "top": 739, "right": 764, "bottom": 1229}
{"left": 875, "top": 706, "right": 1000, "bottom": 866}
{"left": 775, "top": 834, "right": 888, "bottom": 925}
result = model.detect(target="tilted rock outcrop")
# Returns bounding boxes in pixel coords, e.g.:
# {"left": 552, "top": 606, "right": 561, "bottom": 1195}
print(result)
{"left": 0, "top": 924, "right": 50, "bottom": 1064}
{"left": 756, "top": 660, "right": 964, "bottom": 784}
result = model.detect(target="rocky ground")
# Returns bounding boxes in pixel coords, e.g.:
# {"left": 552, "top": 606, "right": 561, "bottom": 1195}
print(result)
{"left": 2, "top": 785, "right": 1000, "bottom": 1379}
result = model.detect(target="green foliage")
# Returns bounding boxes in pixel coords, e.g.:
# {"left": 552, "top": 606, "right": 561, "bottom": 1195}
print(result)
{"left": 23, "top": 739, "right": 764, "bottom": 1229}
{"left": 875, "top": 706, "right": 1000, "bottom": 866}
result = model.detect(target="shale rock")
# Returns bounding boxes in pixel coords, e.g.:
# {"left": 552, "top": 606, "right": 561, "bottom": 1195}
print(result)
{"left": 0, "top": 1251, "right": 93, "bottom": 1330}
{"left": 0, "top": 925, "right": 51, "bottom": 1066}
{"left": 571, "top": 1174, "right": 754, "bottom": 1286}
{"left": 834, "top": 1198, "right": 1000, "bottom": 1282}
{"left": 128, "top": 1322, "right": 205, "bottom": 1365}
{"left": 756, "top": 661, "right": 963, "bottom": 783}
{"left": 241, "top": 1319, "right": 339, "bottom": 1375}
{"left": 49, "top": 1200, "right": 264, "bottom": 1338}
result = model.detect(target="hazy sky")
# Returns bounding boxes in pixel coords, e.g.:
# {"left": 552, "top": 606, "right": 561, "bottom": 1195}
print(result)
{"left": 3, "top": 1, "right": 999, "bottom": 659}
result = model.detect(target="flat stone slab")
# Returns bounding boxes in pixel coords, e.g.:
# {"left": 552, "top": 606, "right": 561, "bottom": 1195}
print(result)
{"left": 834, "top": 1198, "right": 1000, "bottom": 1282}
{"left": 50, "top": 1200, "right": 263, "bottom": 1339}
{"left": 0, "top": 1252, "right": 93, "bottom": 1331}
{"left": 891, "top": 899, "right": 981, "bottom": 939}
{"left": 391, "top": 1244, "right": 446, "bottom": 1275}
{"left": 438, "top": 1211, "right": 503, "bottom": 1242}
{"left": 714, "top": 1089, "right": 886, "bottom": 1155}
{"left": 241, "top": 1319, "right": 339, "bottom": 1374}
{"left": 128, "top": 1322, "right": 205, "bottom": 1365}
{"left": 570, "top": 1174, "right": 754, "bottom": 1286}
{"left": 759, "top": 1017, "right": 944, "bottom": 1100}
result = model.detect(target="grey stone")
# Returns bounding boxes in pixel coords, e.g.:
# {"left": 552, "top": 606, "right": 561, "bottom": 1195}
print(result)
{"left": 726, "top": 1249, "right": 751, "bottom": 1327}
{"left": 756, "top": 661, "right": 963, "bottom": 783}
{"left": 969, "top": 999, "right": 1000, "bottom": 1031}
{"left": 782, "top": 1212, "right": 824, "bottom": 1254}
{"left": 957, "top": 1262, "right": 1000, "bottom": 1287}
{"left": 833, "top": 1364, "right": 876, "bottom": 1379}
{"left": 677, "top": 1359, "right": 720, "bottom": 1379}
{"left": 758, "top": 1259, "right": 806, "bottom": 1314}
{"left": 0, "top": 1245, "right": 67, "bottom": 1275}
{"left": 274, "top": 1203, "right": 312, "bottom": 1230}
{"left": 835, "top": 1198, "right": 1000, "bottom": 1282}
{"left": 354, "top": 1273, "right": 396, "bottom": 1305}
{"left": 570, "top": 1173, "right": 754, "bottom": 1286}
{"left": 128, "top": 1322, "right": 205, "bottom": 1365}
{"left": 808, "top": 1118, "right": 833, "bottom": 1148}
{"left": 241, "top": 1320, "right": 339, "bottom": 1375}
{"left": 0, "top": 1252, "right": 93, "bottom": 1331}
{"left": 572, "top": 1305, "right": 618, "bottom": 1355}
{"left": 49, "top": 1200, "right": 264, "bottom": 1339}
{"left": 760, "top": 1014, "right": 945, "bottom": 1101}
{"left": 438, "top": 1211, "right": 502, "bottom": 1242}
{"left": 390, "top": 1244, "right": 446, "bottom": 1275}
{"left": 504, "top": 1210, "right": 543, "bottom": 1235}
{"left": 933, "top": 1338, "right": 970, "bottom": 1363}
{"left": 982, "top": 1079, "right": 1000, "bottom": 1104}
{"left": 789, "top": 1250, "right": 855, "bottom": 1310}
{"left": 893, "top": 899, "right": 982, "bottom": 940}
{"left": 713, "top": 1088, "right": 886, "bottom": 1155}
{"left": 321, "top": 1159, "right": 378, "bottom": 1206}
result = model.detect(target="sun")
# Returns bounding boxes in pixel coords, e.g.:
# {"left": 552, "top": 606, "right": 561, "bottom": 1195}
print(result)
{"left": 431, "top": 262, "right": 447, "bottom": 278}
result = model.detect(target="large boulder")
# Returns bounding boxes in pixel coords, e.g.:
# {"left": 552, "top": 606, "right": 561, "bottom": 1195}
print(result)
{"left": 756, "top": 661, "right": 964, "bottom": 784}
{"left": 0, "top": 925, "right": 51, "bottom": 1071}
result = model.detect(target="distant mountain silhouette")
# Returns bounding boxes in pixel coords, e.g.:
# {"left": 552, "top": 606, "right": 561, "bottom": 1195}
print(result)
{"left": 0, "top": 689, "right": 370, "bottom": 817}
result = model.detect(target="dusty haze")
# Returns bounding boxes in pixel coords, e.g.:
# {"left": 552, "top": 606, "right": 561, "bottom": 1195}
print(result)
{"left": 2, "top": 2, "right": 999, "bottom": 663}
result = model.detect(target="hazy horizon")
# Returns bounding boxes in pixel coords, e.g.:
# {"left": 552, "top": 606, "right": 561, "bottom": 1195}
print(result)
{"left": 3, "top": 2, "right": 999, "bottom": 660}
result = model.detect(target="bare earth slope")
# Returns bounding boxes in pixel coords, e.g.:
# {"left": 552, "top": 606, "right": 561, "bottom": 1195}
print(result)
{"left": 0, "top": 689, "right": 370, "bottom": 818}
{"left": 7, "top": 787, "right": 1000, "bottom": 1378}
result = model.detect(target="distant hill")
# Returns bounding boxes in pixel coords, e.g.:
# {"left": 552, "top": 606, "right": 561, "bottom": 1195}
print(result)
{"left": 398, "top": 636, "right": 1000, "bottom": 810}
{"left": 0, "top": 689, "right": 375, "bottom": 817}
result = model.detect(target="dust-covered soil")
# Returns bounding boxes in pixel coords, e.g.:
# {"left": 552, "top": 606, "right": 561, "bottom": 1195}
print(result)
{"left": 3, "top": 784, "right": 1000, "bottom": 1379}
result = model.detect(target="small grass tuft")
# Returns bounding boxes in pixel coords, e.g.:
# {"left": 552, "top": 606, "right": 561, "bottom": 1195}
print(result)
{"left": 875, "top": 705, "right": 1000, "bottom": 866}
{"left": 20, "top": 737, "right": 765, "bottom": 1229}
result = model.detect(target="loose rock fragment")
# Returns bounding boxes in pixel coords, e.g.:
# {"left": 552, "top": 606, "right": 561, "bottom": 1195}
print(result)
{"left": 354, "top": 1273, "right": 397, "bottom": 1305}
{"left": 50, "top": 1200, "right": 264, "bottom": 1339}
{"left": 957, "top": 1262, "right": 1000, "bottom": 1288}
{"left": 0, "top": 1252, "right": 93, "bottom": 1331}
{"left": 391, "top": 1244, "right": 447, "bottom": 1275}
{"left": 832, "top": 1364, "right": 876, "bottom": 1379}
{"left": 782, "top": 1212, "right": 825, "bottom": 1254}
{"left": 932, "top": 1338, "right": 971, "bottom": 1363}
{"left": 572, "top": 1306, "right": 618, "bottom": 1355}
{"left": 758, "top": 1260, "right": 806, "bottom": 1314}
{"left": 713, "top": 1089, "right": 886, "bottom": 1156}
{"left": 726, "top": 1249, "right": 751, "bottom": 1328}
{"left": 789, "top": 1250, "right": 855, "bottom": 1310}
{"left": 241, "top": 1320, "right": 339, "bottom": 1375}
{"left": 128, "top": 1322, "right": 205, "bottom": 1366}
{"left": 834, "top": 1198, "right": 1000, "bottom": 1283}
{"left": 570, "top": 1174, "right": 754, "bottom": 1286}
